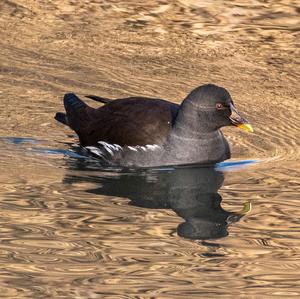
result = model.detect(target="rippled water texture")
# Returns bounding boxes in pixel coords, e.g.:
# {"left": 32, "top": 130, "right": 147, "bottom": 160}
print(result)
{"left": 0, "top": 0, "right": 299, "bottom": 297}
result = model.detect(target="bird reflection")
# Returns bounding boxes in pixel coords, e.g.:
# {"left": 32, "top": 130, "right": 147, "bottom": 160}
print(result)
{"left": 64, "top": 162, "right": 250, "bottom": 240}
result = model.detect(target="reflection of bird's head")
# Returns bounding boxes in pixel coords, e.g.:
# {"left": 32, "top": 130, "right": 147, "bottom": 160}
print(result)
{"left": 177, "top": 218, "right": 229, "bottom": 240}
{"left": 168, "top": 167, "right": 242, "bottom": 240}
{"left": 172, "top": 192, "right": 232, "bottom": 240}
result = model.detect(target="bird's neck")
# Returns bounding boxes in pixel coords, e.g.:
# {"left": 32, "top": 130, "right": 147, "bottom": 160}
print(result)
{"left": 161, "top": 100, "right": 226, "bottom": 165}
{"left": 171, "top": 100, "right": 218, "bottom": 138}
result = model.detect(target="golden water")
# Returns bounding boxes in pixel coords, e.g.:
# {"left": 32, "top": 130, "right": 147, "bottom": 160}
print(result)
{"left": 0, "top": 0, "right": 299, "bottom": 297}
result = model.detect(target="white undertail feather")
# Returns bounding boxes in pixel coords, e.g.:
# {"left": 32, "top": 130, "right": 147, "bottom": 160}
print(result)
{"left": 98, "top": 141, "right": 122, "bottom": 152}
{"left": 85, "top": 146, "right": 106, "bottom": 157}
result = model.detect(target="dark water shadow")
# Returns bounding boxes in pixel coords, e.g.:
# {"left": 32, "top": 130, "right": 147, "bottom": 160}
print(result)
{"left": 64, "top": 160, "right": 250, "bottom": 240}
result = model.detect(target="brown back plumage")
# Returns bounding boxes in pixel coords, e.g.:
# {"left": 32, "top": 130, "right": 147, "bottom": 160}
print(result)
{"left": 58, "top": 93, "right": 179, "bottom": 146}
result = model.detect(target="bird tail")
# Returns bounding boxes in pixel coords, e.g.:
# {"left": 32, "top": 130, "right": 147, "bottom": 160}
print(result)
{"left": 64, "top": 93, "right": 87, "bottom": 112}
{"left": 62, "top": 93, "right": 90, "bottom": 132}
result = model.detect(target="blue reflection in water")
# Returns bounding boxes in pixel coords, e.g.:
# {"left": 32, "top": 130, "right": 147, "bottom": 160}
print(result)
{"left": 31, "top": 148, "right": 86, "bottom": 159}
{"left": 216, "top": 159, "right": 257, "bottom": 171}
{"left": 1, "top": 137, "right": 39, "bottom": 144}
{"left": 1, "top": 137, "right": 86, "bottom": 159}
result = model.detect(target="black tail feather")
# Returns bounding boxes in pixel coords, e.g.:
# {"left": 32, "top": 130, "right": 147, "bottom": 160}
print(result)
{"left": 85, "top": 95, "right": 112, "bottom": 104}
{"left": 64, "top": 93, "right": 87, "bottom": 112}
{"left": 54, "top": 112, "right": 68, "bottom": 126}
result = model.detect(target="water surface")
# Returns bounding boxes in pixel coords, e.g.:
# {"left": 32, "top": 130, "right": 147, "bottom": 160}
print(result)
{"left": 0, "top": 0, "right": 299, "bottom": 297}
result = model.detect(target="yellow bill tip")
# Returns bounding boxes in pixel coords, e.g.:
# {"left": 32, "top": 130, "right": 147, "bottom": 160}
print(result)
{"left": 241, "top": 202, "right": 252, "bottom": 214}
{"left": 237, "top": 123, "right": 254, "bottom": 133}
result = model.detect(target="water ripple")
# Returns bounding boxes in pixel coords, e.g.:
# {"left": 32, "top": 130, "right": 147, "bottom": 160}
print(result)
{"left": 0, "top": 0, "right": 299, "bottom": 297}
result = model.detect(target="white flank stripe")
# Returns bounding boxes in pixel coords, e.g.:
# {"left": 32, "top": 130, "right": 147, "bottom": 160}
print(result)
{"left": 104, "top": 145, "right": 114, "bottom": 156}
{"left": 146, "top": 144, "right": 160, "bottom": 151}
{"left": 113, "top": 144, "right": 122, "bottom": 151}
{"left": 98, "top": 141, "right": 123, "bottom": 152}
{"left": 127, "top": 146, "right": 138, "bottom": 152}
{"left": 86, "top": 146, "right": 104, "bottom": 157}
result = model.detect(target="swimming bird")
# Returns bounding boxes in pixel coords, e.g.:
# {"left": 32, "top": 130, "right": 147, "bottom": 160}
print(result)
{"left": 54, "top": 84, "right": 253, "bottom": 167}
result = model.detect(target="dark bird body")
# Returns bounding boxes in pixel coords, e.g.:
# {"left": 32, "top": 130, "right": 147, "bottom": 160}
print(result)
{"left": 64, "top": 96, "right": 179, "bottom": 147}
{"left": 55, "top": 84, "right": 252, "bottom": 167}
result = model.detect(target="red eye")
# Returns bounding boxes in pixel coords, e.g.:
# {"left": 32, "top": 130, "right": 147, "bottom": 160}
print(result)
{"left": 216, "top": 103, "right": 223, "bottom": 110}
